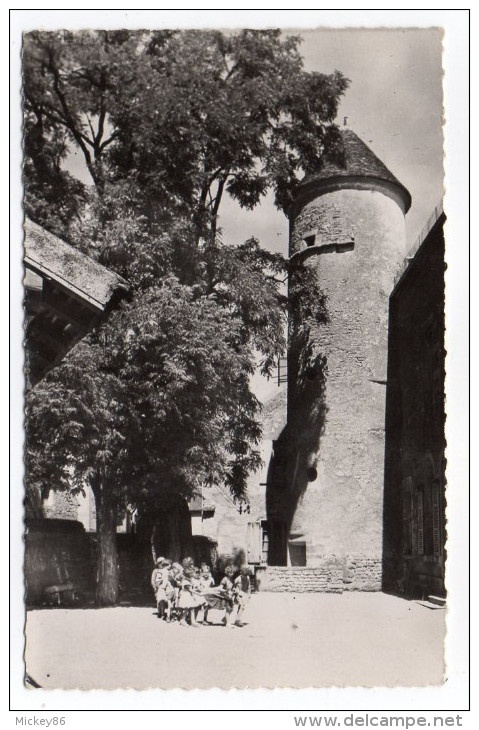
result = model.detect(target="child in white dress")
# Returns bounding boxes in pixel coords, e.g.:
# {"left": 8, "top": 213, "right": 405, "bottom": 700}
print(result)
{"left": 178, "top": 568, "right": 199, "bottom": 626}
{"left": 198, "top": 565, "right": 215, "bottom": 624}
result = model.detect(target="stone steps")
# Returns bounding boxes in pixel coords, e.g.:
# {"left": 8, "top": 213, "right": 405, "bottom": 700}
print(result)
{"left": 416, "top": 595, "right": 446, "bottom": 610}
{"left": 428, "top": 594, "right": 446, "bottom": 606}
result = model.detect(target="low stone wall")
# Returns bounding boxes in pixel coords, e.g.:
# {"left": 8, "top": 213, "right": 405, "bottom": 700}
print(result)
{"left": 256, "top": 560, "right": 343, "bottom": 593}
{"left": 24, "top": 520, "right": 161, "bottom": 605}
{"left": 256, "top": 555, "right": 382, "bottom": 593}
{"left": 25, "top": 519, "right": 95, "bottom": 604}
{"left": 343, "top": 555, "right": 382, "bottom": 591}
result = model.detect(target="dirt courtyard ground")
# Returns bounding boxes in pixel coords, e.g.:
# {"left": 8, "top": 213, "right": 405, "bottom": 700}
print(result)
{"left": 25, "top": 592, "right": 446, "bottom": 690}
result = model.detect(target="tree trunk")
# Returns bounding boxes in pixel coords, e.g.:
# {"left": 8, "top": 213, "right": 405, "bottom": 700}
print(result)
{"left": 94, "top": 481, "right": 119, "bottom": 606}
{"left": 150, "top": 525, "right": 157, "bottom": 565}
{"left": 143, "top": 496, "right": 194, "bottom": 564}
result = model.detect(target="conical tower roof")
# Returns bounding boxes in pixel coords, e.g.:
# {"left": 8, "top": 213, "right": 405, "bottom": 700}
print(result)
{"left": 297, "top": 128, "right": 411, "bottom": 213}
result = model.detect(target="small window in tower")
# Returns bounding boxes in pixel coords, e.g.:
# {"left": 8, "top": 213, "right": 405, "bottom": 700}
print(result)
{"left": 306, "top": 467, "right": 318, "bottom": 482}
{"left": 303, "top": 234, "right": 316, "bottom": 248}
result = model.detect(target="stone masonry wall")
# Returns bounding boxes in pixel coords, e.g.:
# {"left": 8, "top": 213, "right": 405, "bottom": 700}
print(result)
{"left": 343, "top": 555, "right": 382, "bottom": 591}
{"left": 256, "top": 562, "right": 343, "bottom": 593}
{"left": 280, "top": 188, "right": 407, "bottom": 566}
{"left": 25, "top": 520, "right": 96, "bottom": 604}
{"left": 256, "top": 555, "right": 382, "bottom": 593}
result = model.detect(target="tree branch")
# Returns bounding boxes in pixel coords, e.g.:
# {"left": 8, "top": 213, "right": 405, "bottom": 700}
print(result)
{"left": 86, "top": 114, "right": 96, "bottom": 141}
{"left": 95, "top": 78, "right": 108, "bottom": 149}
{"left": 99, "top": 132, "right": 119, "bottom": 152}
{"left": 45, "top": 52, "right": 101, "bottom": 188}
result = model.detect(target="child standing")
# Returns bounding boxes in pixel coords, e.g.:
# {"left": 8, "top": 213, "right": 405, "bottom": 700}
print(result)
{"left": 233, "top": 566, "right": 252, "bottom": 626}
{"left": 219, "top": 565, "right": 236, "bottom": 628}
{"left": 168, "top": 562, "right": 184, "bottom": 621}
{"left": 191, "top": 566, "right": 207, "bottom": 624}
{"left": 151, "top": 557, "right": 173, "bottom": 620}
{"left": 198, "top": 564, "right": 215, "bottom": 624}
{"left": 198, "top": 564, "right": 215, "bottom": 592}
{"left": 178, "top": 568, "right": 200, "bottom": 626}
{"left": 200, "top": 565, "right": 235, "bottom": 627}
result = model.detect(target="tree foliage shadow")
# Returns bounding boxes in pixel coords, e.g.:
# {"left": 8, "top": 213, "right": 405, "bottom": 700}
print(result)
{"left": 265, "top": 274, "right": 329, "bottom": 565}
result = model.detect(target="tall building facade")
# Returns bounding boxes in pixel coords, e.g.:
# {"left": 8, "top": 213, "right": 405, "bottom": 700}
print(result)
{"left": 382, "top": 204, "right": 446, "bottom": 598}
{"left": 262, "top": 129, "right": 412, "bottom": 590}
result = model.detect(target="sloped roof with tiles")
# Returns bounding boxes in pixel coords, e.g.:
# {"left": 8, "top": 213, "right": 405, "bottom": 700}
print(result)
{"left": 298, "top": 128, "right": 411, "bottom": 212}
{"left": 23, "top": 219, "right": 129, "bottom": 386}
{"left": 24, "top": 218, "right": 128, "bottom": 311}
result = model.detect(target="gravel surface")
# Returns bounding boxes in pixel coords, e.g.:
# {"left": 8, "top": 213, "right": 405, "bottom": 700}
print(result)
{"left": 25, "top": 592, "right": 445, "bottom": 690}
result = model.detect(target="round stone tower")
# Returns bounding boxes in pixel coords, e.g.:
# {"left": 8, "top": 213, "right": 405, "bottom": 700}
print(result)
{"left": 267, "top": 128, "right": 411, "bottom": 589}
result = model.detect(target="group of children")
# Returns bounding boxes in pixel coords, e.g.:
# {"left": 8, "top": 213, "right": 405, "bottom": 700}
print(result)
{"left": 151, "top": 557, "right": 252, "bottom": 628}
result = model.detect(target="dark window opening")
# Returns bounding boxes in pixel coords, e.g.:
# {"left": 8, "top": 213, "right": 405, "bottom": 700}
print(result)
{"left": 246, "top": 520, "right": 272, "bottom": 565}
{"left": 260, "top": 520, "right": 270, "bottom": 564}
{"left": 288, "top": 541, "right": 306, "bottom": 566}
{"left": 306, "top": 467, "right": 318, "bottom": 482}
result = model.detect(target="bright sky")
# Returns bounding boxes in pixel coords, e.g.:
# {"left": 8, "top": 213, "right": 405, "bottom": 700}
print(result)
{"left": 219, "top": 27, "right": 444, "bottom": 257}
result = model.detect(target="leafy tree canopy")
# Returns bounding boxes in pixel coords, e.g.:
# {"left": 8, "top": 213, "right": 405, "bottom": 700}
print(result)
{"left": 23, "top": 28, "right": 348, "bottom": 602}
{"left": 23, "top": 29, "right": 348, "bottom": 237}
{"left": 27, "top": 276, "right": 263, "bottom": 505}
